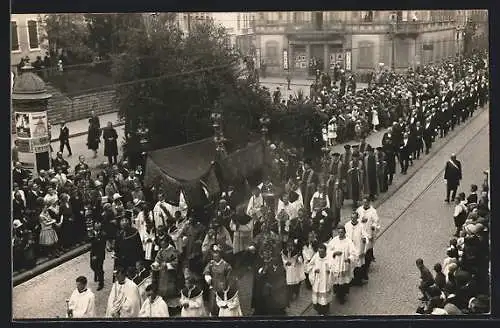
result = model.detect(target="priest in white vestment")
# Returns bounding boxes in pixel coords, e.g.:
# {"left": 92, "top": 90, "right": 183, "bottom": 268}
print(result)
{"left": 106, "top": 268, "right": 142, "bottom": 318}
{"left": 215, "top": 280, "right": 243, "bottom": 317}
{"left": 180, "top": 277, "right": 207, "bottom": 317}
{"left": 153, "top": 192, "right": 179, "bottom": 228}
{"left": 67, "top": 276, "right": 96, "bottom": 318}
{"left": 345, "top": 210, "right": 370, "bottom": 285}
{"left": 138, "top": 284, "right": 169, "bottom": 318}
{"left": 326, "top": 225, "right": 357, "bottom": 304}
{"left": 307, "top": 244, "right": 333, "bottom": 315}
{"left": 356, "top": 198, "right": 381, "bottom": 278}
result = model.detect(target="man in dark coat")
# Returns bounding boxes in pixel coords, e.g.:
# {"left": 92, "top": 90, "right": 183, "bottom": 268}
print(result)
{"left": 58, "top": 121, "right": 72, "bottom": 156}
{"left": 381, "top": 128, "right": 396, "bottom": 185}
{"left": 363, "top": 146, "right": 378, "bottom": 201}
{"left": 90, "top": 221, "right": 107, "bottom": 290}
{"left": 444, "top": 153, "right": 462, "bottom": 203}
{"left": 103, "top": 122, "right": 119, "bottom": 165}
{"left": 423, "top": 116, "right": 434, "bottom": 154}
{"left": 398, "top": 132, "right": 411, "bottom": 174}
{"left": 413, "top": 121, "right": 425, "bottom": 160}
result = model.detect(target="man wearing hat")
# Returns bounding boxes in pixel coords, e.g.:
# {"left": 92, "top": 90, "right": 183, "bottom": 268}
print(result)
{"left": 444, "top": 153, "right": 462, "bottom": 203}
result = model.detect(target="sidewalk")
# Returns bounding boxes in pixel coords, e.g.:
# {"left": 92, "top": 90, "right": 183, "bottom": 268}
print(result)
{"left": 259, "top": 76, "right": 369, "bottom": 91}
{"left": 49, "top": 112, "right": 122, "bottom": 143}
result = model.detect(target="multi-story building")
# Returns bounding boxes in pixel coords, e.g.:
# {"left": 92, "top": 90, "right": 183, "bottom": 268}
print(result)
{"left": 174, "top": 12, "right": 214, "bottom": 35}
{"left": 11, "top": 14, "right": 48, "bottom": 71}
{"left": 251, "top": 10, "right": 476, "bottom": 76}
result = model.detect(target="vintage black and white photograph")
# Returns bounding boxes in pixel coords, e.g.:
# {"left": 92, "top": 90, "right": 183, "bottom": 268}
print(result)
{"left": 11, "top": 10, "right": 490, "bottom": 319}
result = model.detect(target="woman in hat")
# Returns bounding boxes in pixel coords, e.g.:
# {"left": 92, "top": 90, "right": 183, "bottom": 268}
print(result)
{"left": 39, "top": 198, "right": 59, "bottom": 258}
{"left": 59, "top": 193, "right": 75, "bottom": 250}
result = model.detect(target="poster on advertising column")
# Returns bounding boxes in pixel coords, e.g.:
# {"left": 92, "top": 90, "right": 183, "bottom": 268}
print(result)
{"left": 15, "top": 112, "right": 31, "bottom": 139}
{"left": 29, "top": 112, "right": 48, "bottom": 138}
{"left": 345, "top": 51, "right": 352, "bottom": 71}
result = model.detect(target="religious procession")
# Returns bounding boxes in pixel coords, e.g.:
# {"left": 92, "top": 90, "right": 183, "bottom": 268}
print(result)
{"left": 48, "top": 49, "right": 487, "bottom": 318}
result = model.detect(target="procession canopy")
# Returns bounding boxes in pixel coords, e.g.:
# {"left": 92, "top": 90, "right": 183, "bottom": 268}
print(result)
{"left": 144, "top": 137, "right": 267, "bottom": 207}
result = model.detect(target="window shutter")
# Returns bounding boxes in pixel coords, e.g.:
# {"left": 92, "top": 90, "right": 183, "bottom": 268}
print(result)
{"left": 11, "top": 21, "right": 19, "bottom": 51}
{"left": 28, "top": 20, "right": 39, "bottom": 49}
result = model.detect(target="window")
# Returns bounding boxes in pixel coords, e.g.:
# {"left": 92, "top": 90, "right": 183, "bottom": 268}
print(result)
{"left": 27, "top": 20, "right": 39, "bottom": 49}
{"left": 265, "top": 41, "right": 279, "bottom": 66}
{"left": 11, "top": 21, "right": 19, "bottom": 51}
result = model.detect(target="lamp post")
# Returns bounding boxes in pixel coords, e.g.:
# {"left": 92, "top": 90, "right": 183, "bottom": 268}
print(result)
{"left": 390, "top": 19, "right": 397, "bottom": 71}
{"left": 211, "top": 108, "right": 227, "bottom": 160}
{"left": 259, "top": 112, "right": 275, "bottom": 213}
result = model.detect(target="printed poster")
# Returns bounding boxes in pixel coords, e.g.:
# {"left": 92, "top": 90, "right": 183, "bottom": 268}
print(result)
{"left": 345, "top": 51, "right": 352, "bottom": 71}
{"left": 15, "top": 112, "right": 31, "bottom": 138}
{"left": 29, "top": 112, "right": 48, "bottom": 138}
{"left": 283, "top": 49, "right": 289, "bottom": 70}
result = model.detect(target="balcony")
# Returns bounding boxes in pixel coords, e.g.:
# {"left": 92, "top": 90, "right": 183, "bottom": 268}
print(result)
{"left": 392, "top": 20, "right": 457, "bottom": 36}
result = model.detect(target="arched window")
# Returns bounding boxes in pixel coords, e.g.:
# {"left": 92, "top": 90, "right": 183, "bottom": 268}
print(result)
{"left": 265, "top": 40, "right": 280, "bottom": 66}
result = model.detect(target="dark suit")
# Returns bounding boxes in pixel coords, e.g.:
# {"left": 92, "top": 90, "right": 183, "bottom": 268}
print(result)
{"left": 13, "top": 168, "right": 29, "bottom": 187}
{"left": 398, "top": 139, "right": 411, "bottom": 174}
{"left": 467, "top": 193, "right": 478, "bottom": 205}
{"left": 423, "top": 122, "right": 434, "bottom": 154}
{"left": 444, "top": 159, "right": 462, "bottom": 201}
{"left": 58, "top": 126, "right": 72, "bottom": 155}
{"left": 90, "top": 230, "right": 107, "bottom": 286}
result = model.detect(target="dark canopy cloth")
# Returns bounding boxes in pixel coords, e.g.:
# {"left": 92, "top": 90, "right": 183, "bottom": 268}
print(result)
{"left": 144, "top": 137, "right": 267, "bottom": 207}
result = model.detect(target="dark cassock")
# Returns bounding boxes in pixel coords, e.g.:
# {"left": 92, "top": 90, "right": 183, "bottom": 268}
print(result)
{"left": 375, "top": 148, "right": 388, "bottom": 193}
{"left": 340, "top": 145, "right": 352, "bottom": 199}
{"left": 251, "top": 248, "right": 288, "bottom": 315}
{"left": 114, "top": 224, "right": 145, "bottom": 272}
{"left": 326, "top": 175, "right": 343, "bottom": 228}
{"left": 444, "top": 155, "right": 462, "bottom": 202}
{"left": 300, "top": 159, "right": 319, "bottom": 213}
{"left": 363, "top": 147, "right": 379, "bottom": 201}
{"left": 346, "top": 153, "right": 364, "bottom": 209}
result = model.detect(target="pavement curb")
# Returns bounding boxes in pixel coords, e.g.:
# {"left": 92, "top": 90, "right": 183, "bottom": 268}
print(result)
{"left": 49, "top": 120, "right": 124, "bottom": 143}
{"left": 298, "top": 104, "right": 488, "bottom": 315}
{"left": 13, "top": 244, "right": 91, "bottom": 287}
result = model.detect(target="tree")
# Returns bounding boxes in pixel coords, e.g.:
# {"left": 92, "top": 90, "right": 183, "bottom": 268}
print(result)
{"left": 40, "top": 14, "right": 95, "bottom": 64}
{"left": 112, "top": 17, "right": 270, "bottom": 156}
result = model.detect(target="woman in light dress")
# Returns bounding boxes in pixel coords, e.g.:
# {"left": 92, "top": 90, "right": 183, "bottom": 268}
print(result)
{"left": 371, "top": 107, "right": 380, "bottom": 131}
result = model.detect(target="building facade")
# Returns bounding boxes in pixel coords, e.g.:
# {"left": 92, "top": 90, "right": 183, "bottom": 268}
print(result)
{"left": 252, "top": 10, "right": 471, "bottom": 76}
{"left": 11, "top": 14, "right": 48, "bottom": 71}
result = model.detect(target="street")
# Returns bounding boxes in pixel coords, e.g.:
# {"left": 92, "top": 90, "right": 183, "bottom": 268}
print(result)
{"left": 12, "top": 106, "right": 488, "bottom": 318}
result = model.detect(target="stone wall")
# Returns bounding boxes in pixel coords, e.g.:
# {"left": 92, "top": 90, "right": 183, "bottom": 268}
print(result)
{"left": 46, "top": 89, "right": 117, "bottom": 125}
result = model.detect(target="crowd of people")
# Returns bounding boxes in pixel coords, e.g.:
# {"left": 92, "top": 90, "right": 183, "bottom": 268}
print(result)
{"left": 416, "top": 170, "right": 490, "bottom": 315}
{"left": 12, "top": 50, "right": 489, "bottom": 318}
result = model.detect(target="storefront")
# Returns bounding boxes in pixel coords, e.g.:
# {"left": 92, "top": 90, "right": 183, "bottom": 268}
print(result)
{"left": 287, "top": 33, "right": 346, "bottom": 76}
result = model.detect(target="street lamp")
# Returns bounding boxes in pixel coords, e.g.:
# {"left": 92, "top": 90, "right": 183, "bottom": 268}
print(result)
{"left": 211, "top": 109, "right": 227, "bottom": 158}
{"left": 259, "top": 112, "right": 275, "bottom": 213}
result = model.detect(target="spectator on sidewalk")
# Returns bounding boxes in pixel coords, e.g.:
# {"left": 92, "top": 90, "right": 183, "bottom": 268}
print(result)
{"left": 58, "top": 122, "right": 72, "bottom": 156}
{"left": 103, "top": 122, "right": 119, "bottom": 165}
{"left": 87, "top": 115, "right": 101, "bottom": 159}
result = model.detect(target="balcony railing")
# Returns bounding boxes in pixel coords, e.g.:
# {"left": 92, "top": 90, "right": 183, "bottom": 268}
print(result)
{"left": 254, "top": 20, "right": 458, "bottom": 35}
